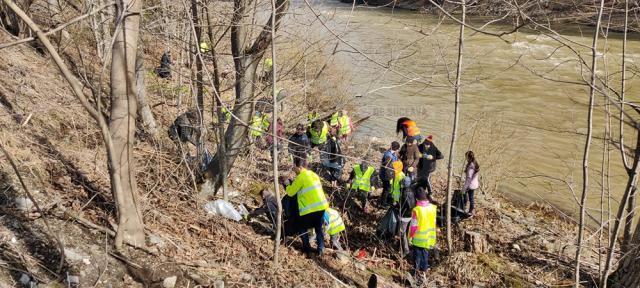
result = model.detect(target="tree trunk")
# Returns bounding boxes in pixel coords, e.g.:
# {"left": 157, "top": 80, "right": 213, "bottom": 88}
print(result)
{"left": 135, "top": 53, "right": 158, "bottom": 136}
{"left": 0, "top": 0, "right": 31, "bottom": 36}
{"left": 611, "top": 222, "right": 640, "bottom": 287}
{"left": 444, "top": 0, "right": 465, "bottom": 252}
{"left": 203, "top": 0, "right": 289, "bottom": 193}
{"left": 574, "top": 1, "right": 605, "bottom": 286}
{"left": 109, "top": 0, "right": 145, "bottom": 249}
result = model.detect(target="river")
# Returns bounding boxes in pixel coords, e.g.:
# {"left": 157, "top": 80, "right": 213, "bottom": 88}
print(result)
{"left": 285, "top": 0, "right": 640, "bottom": 223}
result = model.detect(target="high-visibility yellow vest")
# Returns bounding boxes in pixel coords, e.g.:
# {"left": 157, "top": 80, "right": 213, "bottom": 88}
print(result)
{"left": 391, "top": 172, "right": 405, "bottom": 203}
{"left": 263, "top": 57, "right": 273, "bottom": 71}
{"left": 221, "top": 107, "right": 231, "bottom": 122}
{"left": 325, "top": 208, "right": 345, "bottom": 236}
{"left": 307, "top": 112, "right": 319, "bottom": 127}
{"left": 250, "top": 114, "right": 268, "bottom": 137}
{"left": 338, "top": 115, "right": 351, "bottom": 136}
{"left": 329, "top": 112, "right": 339, "bottom": 127}
{"left": 351, "top": 164, "right": 375, "bottom": 192}
{"left": 309, "top": 121, "right": 328, "bottom": 145}
{"left": 285, "top": 168, "right": 329, "bottom": 216}
{"left": 411, "top": 203, "right": 437, "bottom": 249}
{"left": 199, "top": 42, "right": 211, "bottom": 53}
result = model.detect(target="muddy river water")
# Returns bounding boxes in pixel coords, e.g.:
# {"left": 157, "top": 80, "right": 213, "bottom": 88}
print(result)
{"left": 286, "top": 1, "right": 640, "bottom": 223}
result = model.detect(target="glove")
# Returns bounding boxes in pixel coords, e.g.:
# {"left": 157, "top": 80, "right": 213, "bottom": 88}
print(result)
{"left": 426, "top": 155, "right": 434, "bottom": 160}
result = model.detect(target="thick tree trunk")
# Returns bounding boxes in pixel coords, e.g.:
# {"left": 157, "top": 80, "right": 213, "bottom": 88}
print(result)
{"left": 109, "top": 0, "right": 145, "bottom": 249}
{"left": 135, "top": 53, "right": 158, "bottom": 136}
{"left": 0, "top": 0, "right": 31, "bottom": 36}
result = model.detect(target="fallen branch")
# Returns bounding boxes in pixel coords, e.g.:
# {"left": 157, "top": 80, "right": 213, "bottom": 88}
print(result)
{"left": 0, "top": 141, "right": 66, "bottom": 276}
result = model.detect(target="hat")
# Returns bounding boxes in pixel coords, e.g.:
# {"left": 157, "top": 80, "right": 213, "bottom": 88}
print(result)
{"left": 392, "top": 161, "right": 403, "bottom": 174}
{"left": 405, "top": 136, "right": 415, "bottom": 143}
{"left": 426, "top": 135, "right": 433, "bottom": 142}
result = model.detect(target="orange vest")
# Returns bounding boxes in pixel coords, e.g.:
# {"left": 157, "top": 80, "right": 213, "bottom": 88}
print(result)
{"left": 404, "top": 120, "right": 420, "bottom": 136}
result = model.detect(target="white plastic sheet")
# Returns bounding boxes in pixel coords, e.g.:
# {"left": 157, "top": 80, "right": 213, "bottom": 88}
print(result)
{"left": 204, "top": 200, "right": 242, "bottom": 221}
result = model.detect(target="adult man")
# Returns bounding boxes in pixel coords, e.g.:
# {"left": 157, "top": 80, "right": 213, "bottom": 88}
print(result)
{"left": 348, "top": 161, "right": 377, "bottom": 213}
{"left": 400, "top": 136, "right": 422, "bottom": 179}
{"left": 288, "top": 123, "right": 311, "bottom": 167}
{"left": 323, "top": 128, "right": 343, "bottom": 187}
{"left": 285, "top": 165, "right": 329, "bottom": 256}
{"left": 379, "top": 141, "right": 400, "bottom": 206}
{"left": 390, "top": 161, "right": 407, "bottom": 205}
{"left": 409, "top": 188, "right": 437, "bottom": 282}
{"left": 308, "top": 119, "right": 329, "bottom": 149}
{"left": 417, "top": 136, "right": 443, "bottom": 196}
{"left": 248, "top": 189, "right": 278, "bottom": 231}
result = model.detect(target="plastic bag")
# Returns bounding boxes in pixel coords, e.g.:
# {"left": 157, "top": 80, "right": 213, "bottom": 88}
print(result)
{"left": 204, "top": 200, "right": 242, "bottom": 221}
{"left": 237, "top": 204, "right": 249, "bottom": 218}
{"left": 376, "top": 208, "right": 398, "bottom": 239}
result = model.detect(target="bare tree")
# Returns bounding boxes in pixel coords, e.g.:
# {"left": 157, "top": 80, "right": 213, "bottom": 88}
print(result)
{"left": 203, "top": 0, "right": 289, "bottom": 193}
{"left": 573, "top": 0, "right": 606, "bottom": 286}
{"left": 1, "top": 0, "right": 146, "bottom": 250}
{"left": 270, "top": 0, "right": 282, "bottom": 265}
{"left": 108, "top": 0, "right": 145, "bottom": 248}
{"left": 444, "top": 0, "right": 466, "bottom": 252}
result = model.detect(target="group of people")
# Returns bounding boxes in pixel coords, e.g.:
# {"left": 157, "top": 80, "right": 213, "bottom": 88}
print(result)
{"left": 248, "top": 116, "right": 481, "bottom": 281}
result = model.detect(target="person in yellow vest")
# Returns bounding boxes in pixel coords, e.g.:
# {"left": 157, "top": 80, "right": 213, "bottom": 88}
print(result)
{"left": 409, "top": 188, "right": 437, "bottom": 278}
{"left": 308, "top": 119, "right": 329, "bottom": 149}
{"left": 348, "top": 161, "right": 378, "bottom": 213}
{"left": 329, "top": 111, "right": 340, "bottom": 128}
{"left": 250, "top": 111, "right": 269, "bottom": 139}
{"left": 285, "top": 165, "right": 329, "bottom": 256}
{"left": 337, "top": 110, "right": 352, "bottom": 140}
{"left": 199, "top": 42, "right": 211, "bottom": 54}
{"left": 262, "top": 57, "right": 273, "bottom": 82}
{"left": 323, "top": 207, "right": 346, "bottom": 251}
{"left": 307, "top": 111, "right": 319, "bottom": 127}
{"left": 390, "top": 161, "right": 408, "bottom": 205}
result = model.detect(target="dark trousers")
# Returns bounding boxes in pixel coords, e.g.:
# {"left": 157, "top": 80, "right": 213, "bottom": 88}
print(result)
{"left": 381, "top": 177, "right": 391, "bottom": 204}
{"left": 297, "top": 210, "right": 325, "bottom": 253}
{"left": 417, "top": 172, "right": 433, "bottom": 195}
{"left": 465, "top": 189, "right": 475, "bottom": 213}
{"left": 413, "top": 246, "right": 429, "bottom": 272}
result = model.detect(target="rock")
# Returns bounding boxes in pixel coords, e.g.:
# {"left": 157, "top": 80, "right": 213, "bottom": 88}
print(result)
{"left": 64, "top": 248, "right": 88, "bottom": 262}
{"left": 148, "top": 234, "right": 166, "bottom": 248}
{"left": 336, "top": 251, "right": 350, "bottom": 264}
{"left": 354, "top": 261, "right": 366, "bottom": 271}
{"left": 82, "top": 258, "right": 91, "bottom": 265}
{"left": 472, "top": 282, "right": 486, "bottom": 288}
{"left": 194, "top": 260, "right": 208, "bottom": 267}
{"left": 464, "top": 231, "right": 490, "bottom": 254}
{"left": 512, "top": 244, "right": 521, "bottom": 252}
{"left": 19, "top": 274, "right": 30, "bottom": 285}
{"left": 240, "top": 273, "right": 255, "bottom": 283}
{"left": 15, "top": 197, "right": 34, "bottom": 211}
{"left": 162, "top": 276, "right": 177, "bottom": 288}
{"left": 214, "top": 280, "right": 225, "bottom": 288}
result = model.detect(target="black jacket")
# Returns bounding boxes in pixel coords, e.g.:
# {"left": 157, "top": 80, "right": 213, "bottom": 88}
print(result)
{"left": 288, "top": 133, "right": 311, "bottom": 158}
{"left": 326, "top": 136, "right": 343, "bottom": 165}
{"left": 418, "top": 142, "right": 444, "bottom": 174}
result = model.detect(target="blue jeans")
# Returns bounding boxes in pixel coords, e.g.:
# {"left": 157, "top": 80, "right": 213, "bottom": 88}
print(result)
{"left": 465, "top": 189, "right": 475, "bottom": 213}
{"left": 413, "top": 246, "right": 429, "bottom": 272}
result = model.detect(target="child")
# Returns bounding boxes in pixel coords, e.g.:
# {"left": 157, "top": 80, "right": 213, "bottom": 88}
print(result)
{"left": 409, "top": 188, "right": 437, "bottom": 281}
{"left": 324, "top": 207, "right": 346, "bottom": 251}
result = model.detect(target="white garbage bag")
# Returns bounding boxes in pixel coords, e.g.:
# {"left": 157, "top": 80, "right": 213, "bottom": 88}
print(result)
{"left": 204, "top": 200, "right": 242, "bottom": 221}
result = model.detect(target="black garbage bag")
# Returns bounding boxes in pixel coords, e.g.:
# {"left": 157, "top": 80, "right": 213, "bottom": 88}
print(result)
{"left": 376, "top": 208, "right": 398, "bottom": 239}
